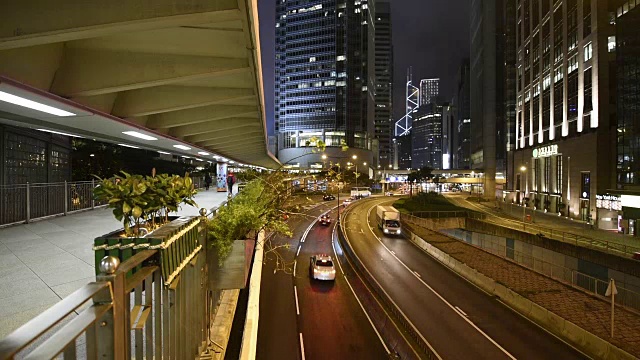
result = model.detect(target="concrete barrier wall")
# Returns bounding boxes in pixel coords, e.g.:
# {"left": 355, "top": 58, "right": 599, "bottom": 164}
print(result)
{"left": 405, "top": 228, "right": 636, "bottom": 360}
{"left": 465, "top": 218, "right": 640, "bottom": 278}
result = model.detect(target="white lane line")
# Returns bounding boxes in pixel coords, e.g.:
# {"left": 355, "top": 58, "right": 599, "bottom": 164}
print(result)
{"left": 455, "top": 306, "right": 468, "bottom": 317}
{"left": 299, "top": 333, "right": 306, "bottom": 360}
{"left": 330, "top": 225, "right": 390, "bottom": 355}
{"left": 300, "top": 211, "right": 322, "bottom": 243}
{"left": 391, "top": 250, "right": 396, "bottom": 255}
{"left": 365, "top": 204, "right": 518, "bottom": 360}
{"left": 293, "top": 260, "right": 297, "bottom": 276}
{"left": 294, "top": 285, "right": 300, "bottom": 315}
{"left": 413, "top": 271, "right": 421, "bottom": 278}
{"left": 296, "top": 245, "right": 302, "bottom": 257}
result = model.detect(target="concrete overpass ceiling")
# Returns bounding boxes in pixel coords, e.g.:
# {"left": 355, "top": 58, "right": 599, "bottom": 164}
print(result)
{"left": 0, "top": 0, "right": 279, "bottom": 169}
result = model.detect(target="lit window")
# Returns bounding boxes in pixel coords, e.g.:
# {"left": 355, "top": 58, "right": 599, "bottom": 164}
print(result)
{"left": 584, "top": 43, "right": 593, "bottom": 62}
{"left": 362, "top": 86, "right": 368, "bottom": 92}
{"left": 337, "top": 55, "right": 346, "bottom": 61}
{"left": 309, "top": 57, "right": 316, "bottom": 62}
{"left": 608, "top": 36, "right": 616, "bottom": 52}
{"left": 568, "top": 55, "right": 578, "bottom": 73}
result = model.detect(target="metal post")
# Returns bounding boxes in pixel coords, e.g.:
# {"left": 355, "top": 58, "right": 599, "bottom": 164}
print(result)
{"left": 91, "top": 179, "right": 95, "bottom": 209}
{"left": 64, "top": 181, "right": 68, "bottom": 216}
{"left": 26, "top": 182, "right": 30, "bottom": 223}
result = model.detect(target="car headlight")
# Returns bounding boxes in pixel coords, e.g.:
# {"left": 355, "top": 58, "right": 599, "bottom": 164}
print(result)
{"left": 384, "top": 229, "right": 389, "bottom": 233}
{"left": 397, "top": 229, "right": 402, "bottom": 234}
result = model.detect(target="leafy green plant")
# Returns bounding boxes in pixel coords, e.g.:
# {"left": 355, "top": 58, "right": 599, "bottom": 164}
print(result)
{"left": 93, "top": 171, "right": 197, "bottom": 236}
{"left": 206, "top": 172, "right": 292, "bottom": 260}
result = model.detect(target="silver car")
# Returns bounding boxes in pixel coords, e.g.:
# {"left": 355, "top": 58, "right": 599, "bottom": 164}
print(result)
{"left": 309, "top": 254, "right": 336, "bottom": 281}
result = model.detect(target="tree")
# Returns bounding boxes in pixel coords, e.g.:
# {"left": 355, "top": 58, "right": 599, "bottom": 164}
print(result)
{"left": 407, "top": 166, "right": 434, "bottom": 196}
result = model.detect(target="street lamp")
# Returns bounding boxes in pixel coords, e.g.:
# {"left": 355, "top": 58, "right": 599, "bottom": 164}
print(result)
{"left": 520, "top": 166, "right": 527, "bottom": 222}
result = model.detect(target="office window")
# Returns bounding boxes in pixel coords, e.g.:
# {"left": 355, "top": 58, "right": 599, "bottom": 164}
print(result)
{"left": 584, "top": 42, "right": 593, "bottom": 62}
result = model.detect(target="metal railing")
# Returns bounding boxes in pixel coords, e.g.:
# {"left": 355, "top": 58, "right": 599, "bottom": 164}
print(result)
{"left": 405, "top": 208, "right": 640, "bottom": 258}
{"left": 465, "top": 210, "right": 640, "bottom": 258}
{"left": 402, "top": 215, "right": 640, "bottom": 313}
{"left": 0, "top": 178, "right": 208, "bottom": 227}
{"left": 409, "top": 210, "right": 471, "bottom": 219}
{"left": 0, "top": 214, "right": 224, "bottom": 360}
{"left": 338, "top": 208, "right": 440, "bottom": 359}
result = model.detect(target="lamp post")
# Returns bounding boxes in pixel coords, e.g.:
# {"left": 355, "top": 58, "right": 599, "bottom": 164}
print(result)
{"left": 352, "top": 155, "right": 358, "bottom": 189}
{"left": 520, "top": 166, "right": 527, "bottom": 222}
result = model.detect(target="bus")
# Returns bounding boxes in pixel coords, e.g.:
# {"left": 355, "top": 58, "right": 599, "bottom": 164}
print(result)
{"left": 350, "top": 187, "right": 372, "bottom": 199}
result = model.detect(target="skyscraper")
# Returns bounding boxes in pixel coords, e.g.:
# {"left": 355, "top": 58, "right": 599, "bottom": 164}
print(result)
{"left": 419, "top": 78, "right": 440, "bottom": 105}
{"left": 275, "top": 0, "right": 375, "bottom": 168}
{"left": 511, "top": 0, "right": 616, "bottom": 225}
{"left": 412, "top": 103, "right": 443, "bottom": 170}
{"left": 374, "top": 0, "right": 393, "bottom": 168}
{"left": 453, "top": 59, "right": 471, "bottom": 169}
{"left": 470, "top": 0, "right": 514, "bottom": 198}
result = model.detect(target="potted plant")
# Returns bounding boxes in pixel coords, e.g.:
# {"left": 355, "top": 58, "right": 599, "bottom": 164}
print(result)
{"left": 557, "top": 201, "right": 566, "bottom": 216}
{"left": 92, "top": 170, "right": 198, "bottom": 275}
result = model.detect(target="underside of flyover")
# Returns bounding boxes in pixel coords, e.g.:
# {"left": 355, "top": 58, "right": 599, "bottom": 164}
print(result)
{"left": 0, "top": 0, "right": 279, "bottom": 168}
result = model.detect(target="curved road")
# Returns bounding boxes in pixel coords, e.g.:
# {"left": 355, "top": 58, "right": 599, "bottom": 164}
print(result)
{"left": 258, "top": 201, "right": 387, "bottom": 360}
{"left": 342, "top": 197, "right": 588, "bottom": 360}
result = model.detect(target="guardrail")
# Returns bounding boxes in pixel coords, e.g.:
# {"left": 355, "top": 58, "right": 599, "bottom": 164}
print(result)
{"left": 409, "top": 210, "right": 471, "bottom": 219}
{"left": 0, "top": 178, "right": 206, "bottom": 227}
{"left": 0, "top": 212, "right": 224, "bottom": 360}
{"left": 337, "top": 207, "right": 440, "bottom": 359}
{"left": 465, "top": 211, "right": 640, "bottom": 258}
{"left": 402, "top": 214, "right": 640, "bottom": 313}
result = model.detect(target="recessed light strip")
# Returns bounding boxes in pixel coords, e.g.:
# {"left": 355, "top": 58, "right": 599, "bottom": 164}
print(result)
{"left": 0, "top": 91, "right": 76, "bottom": 117}
{"left": 118, "top": 143, "right": 139, "bottom": 149}
{"left": 123, "top": 131, "right": 158, "bottom": 141}
{"left": 173, "top": 145, "right": 191, "bottom": 150}
{"left": 36, "top": 128, "right": 83, "bottom": 138}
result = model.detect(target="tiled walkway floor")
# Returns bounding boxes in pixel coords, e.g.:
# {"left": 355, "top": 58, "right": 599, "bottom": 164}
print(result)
{"left": 0, "top": 188, "right": 232, "bottom": 338}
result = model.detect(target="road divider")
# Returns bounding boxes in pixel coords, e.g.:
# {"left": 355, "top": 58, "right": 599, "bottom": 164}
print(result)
{"left": 402, "top": 224, "right": 636, "bottom": 360}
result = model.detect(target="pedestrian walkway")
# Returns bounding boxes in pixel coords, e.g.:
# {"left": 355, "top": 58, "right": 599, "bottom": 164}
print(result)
{"left": 0, "top": 187, "right": 232, "bottom": 338}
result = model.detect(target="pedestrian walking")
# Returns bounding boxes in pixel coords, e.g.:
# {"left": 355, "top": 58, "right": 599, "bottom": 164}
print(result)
{"left": 204, "top": 173, "right": 212, "bottom": 191}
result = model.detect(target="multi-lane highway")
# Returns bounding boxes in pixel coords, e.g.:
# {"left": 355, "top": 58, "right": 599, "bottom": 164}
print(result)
{"left": 341, "top": 196, "right": 588, "bottom": 360}
{"left": 257, "top": 199, "right": 388, "bottom": 360}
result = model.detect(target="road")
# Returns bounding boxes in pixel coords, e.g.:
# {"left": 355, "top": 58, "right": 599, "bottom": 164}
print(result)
{"left": 342, "top": 196, "right": 588, "bottom": 360}
{"left": 257, "top": 200, "right": 388, "bottom": 360}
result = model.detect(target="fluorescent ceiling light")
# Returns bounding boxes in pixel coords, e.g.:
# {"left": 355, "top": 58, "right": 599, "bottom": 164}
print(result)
{"left": 36, "top": 128, "right": 82, "bottom": 138}
{"left": 157, "top": 151, "right": 171, "bottom": 155}
{"left": 118, "top": 143, "right": 139, "bottom": 149}
{"left": 229, "top": 161, "right": 235, "bottom": 164}
{"left": 0, "top": 91, "right": 76, "bottom": 117}
{"left": 213, "top": 155, "right": 221, "bottom": 159}
{"left": 122, "top": 131, "right": 157, "bottom": 141}
{"left": 181, "top": 155, "right": 191, "bottom": 159}
{"left": 196, "top": 158, "right": 204, "bottom": 162}
{"left": 198, "top": 151, "right": 210, "bottom": 156}
{"left": 173, "top": 145, "right": 191, "bottom": 150}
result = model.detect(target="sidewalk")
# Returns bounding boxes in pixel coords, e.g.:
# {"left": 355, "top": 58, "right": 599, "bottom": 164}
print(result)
{"left": 0, "top": 187, "right": 232, "bottom": 338}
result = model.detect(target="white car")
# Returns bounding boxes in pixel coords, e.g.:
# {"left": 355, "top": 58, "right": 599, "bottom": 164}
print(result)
{"left": 343, "top": 198, "right": 352, "bottom": 207}
{"left": 309, "top": 254, "right": 336, "bottom": 281}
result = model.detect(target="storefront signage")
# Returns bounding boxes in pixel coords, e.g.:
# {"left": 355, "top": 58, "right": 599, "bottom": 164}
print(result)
{"left": 532, "top": 145, "right": 558, "bottom": 158}
{"left": 597, "top": 194, "right": 621, "bottom": 211}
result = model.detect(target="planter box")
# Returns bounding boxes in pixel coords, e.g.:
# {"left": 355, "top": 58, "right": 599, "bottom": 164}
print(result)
{"left": 208, "top": 239, "right": 256, "bottom": 290}
{"left": 93, "top": 216, "right": 203, "bottom": 285}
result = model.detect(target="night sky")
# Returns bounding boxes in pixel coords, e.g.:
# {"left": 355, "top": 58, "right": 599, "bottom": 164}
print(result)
{"left": 258, "top": 0, "right": 471, "bottom": 135}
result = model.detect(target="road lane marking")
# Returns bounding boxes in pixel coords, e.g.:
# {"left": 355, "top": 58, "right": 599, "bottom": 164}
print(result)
{"left": 299, "top": 333, "right": 306, "bottom": 360}
{"left": 364, "top": 203, "right": 517, "bottom": 360}
{"left": 341, "top": 204, "right": 441, "bottom": 360}
{"left": 294, "top": 285, "right": 300, "bottom": 315}
{"left": 330, "top": 224, "right": 391, "bottom": 355}
{"left": 455, "top": 306, "right": 468, "bottom": 317}
{"left": 413, "top": 271, "right": 421, "bottom": 278}
{"left": 391, "top": 250, "right": 396, "bottom": 255}
{"left": 296, "top": 244, "right": 301, "bottom": 257}
{"left": 293, "top": 260, "right": 297, "bottom": 276}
